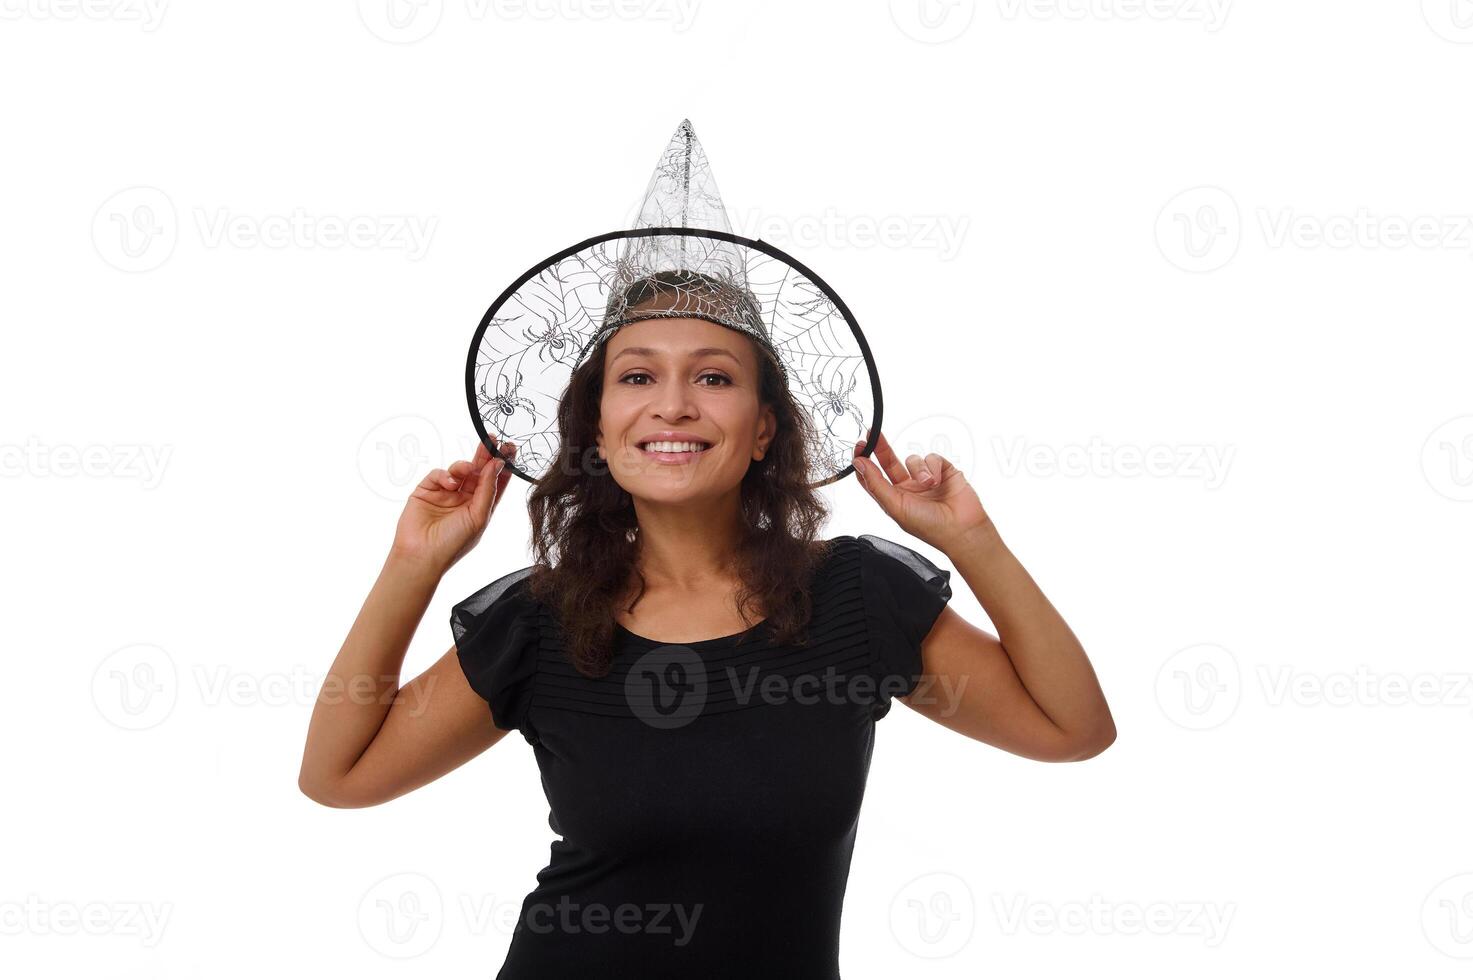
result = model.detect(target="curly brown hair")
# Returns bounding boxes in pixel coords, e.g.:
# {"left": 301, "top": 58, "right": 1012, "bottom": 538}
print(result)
{"left": 524, "top": 273, "right": 832, "bottom": 677}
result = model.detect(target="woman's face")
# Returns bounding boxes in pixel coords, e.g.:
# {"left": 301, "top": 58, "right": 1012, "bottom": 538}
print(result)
{"left": 596, "top": 317, "right": 777, "bottom": 504}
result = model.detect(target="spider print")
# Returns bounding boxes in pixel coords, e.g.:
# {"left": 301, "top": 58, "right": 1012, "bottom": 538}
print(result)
{"left": 812, "top": 374, "right": 861, "bottom": 436}
{"left": 522, "top": 316, "right": 580, "bottom": 365}
{"left": 480, "top": 371, "right": 538, "bottom": 426}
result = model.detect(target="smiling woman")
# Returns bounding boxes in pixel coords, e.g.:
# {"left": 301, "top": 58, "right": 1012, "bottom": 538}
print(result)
{"left": 528, "top": 294, "right": 825, "bottom": 676}
{"left": 299, "top": 120, "right": 1114, "bottom": 980}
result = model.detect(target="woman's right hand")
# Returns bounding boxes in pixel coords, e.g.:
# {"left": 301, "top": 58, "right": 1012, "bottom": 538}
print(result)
{"left": 391, "top": 439, "right": 517, "bottom": 573}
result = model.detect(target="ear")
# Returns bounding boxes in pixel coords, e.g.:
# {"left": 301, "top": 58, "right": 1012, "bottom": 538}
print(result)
{"left": 752, "top": 404, "right": 778, "bottom": 461}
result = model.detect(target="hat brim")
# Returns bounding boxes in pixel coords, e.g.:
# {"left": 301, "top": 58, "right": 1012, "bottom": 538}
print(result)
{"left": 466, "top": 227, "right": 884, "bottom": 490}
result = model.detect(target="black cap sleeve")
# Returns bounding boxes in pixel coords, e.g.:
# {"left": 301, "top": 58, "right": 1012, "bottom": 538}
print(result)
{"left": 450, "top": 566, "right": 539, "bottom": 739}
{"left": 857, "top": 534, "right": 953, "bottom": 719}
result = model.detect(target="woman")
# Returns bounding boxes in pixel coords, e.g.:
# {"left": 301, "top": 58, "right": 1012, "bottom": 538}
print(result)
{"left": 299, "top": 122, "right": 1114, "bottom": 977}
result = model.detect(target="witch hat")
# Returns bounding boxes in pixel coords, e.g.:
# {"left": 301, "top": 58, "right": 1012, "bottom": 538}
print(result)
{"left": 467, "top": 119, "right": 881, "bottom": 487}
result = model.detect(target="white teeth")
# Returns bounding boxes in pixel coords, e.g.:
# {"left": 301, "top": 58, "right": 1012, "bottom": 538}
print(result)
{"left": 642, "top": 440, "right": 709, "bottom": 453}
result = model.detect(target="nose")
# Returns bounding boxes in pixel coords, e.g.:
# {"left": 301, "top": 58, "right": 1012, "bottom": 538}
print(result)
{"left": 651, "top": 378, "right": 700, "bottom": 423}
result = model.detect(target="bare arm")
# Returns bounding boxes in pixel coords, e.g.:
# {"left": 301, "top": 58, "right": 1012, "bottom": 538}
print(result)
{"left": 901, "top": 525, "right": 1115, "bottom": 761}
{"left": 853, "top": 431, "right": 1116, "bottom": 762}
{"left": 298, "top": 440, "right": 518, "bottom": 808}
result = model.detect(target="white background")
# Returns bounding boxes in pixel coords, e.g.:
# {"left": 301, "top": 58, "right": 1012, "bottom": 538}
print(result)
{"left": 3, "top": 1, "right": 1472, "bottom": 977}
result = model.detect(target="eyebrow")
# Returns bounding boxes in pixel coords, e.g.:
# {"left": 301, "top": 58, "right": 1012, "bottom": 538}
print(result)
{"left": 610, "top": 346, "right": 740, "bottom": 363}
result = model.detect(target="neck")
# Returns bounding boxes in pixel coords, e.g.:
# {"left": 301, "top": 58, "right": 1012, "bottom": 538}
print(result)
{"left": 628, "top": 491, "right": 744, "bottom": 590}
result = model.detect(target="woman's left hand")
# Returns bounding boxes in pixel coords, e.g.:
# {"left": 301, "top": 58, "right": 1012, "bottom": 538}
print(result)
{"left": 851, "top": 431, "right": 993, "bottom": 552}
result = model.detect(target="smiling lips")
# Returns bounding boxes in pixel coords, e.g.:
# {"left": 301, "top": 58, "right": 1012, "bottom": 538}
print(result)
{"left": 638, "top": 439, "right": 712, "bottom": 463}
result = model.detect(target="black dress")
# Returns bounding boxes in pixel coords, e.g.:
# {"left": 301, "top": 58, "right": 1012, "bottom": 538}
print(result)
{"left": 450, "top": 533, "right": 952, "bottom": 979}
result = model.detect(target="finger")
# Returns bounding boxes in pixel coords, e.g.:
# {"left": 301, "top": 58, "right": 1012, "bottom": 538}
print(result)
{"left": 471, "top": 440, "right": 492, "bottom": 468}
{"left": 906, "top": 453, "right": 938, "bottom": 487}
{"left": 419, "top": 468, "right": 456, "bottom": 492}
{"left": 852, "top": 454, "right": 904, "bottom": 516}
{"left": 489, "top": 442, "right": 518, "bottom": 505}
{"left": 491, "top": 454, "right": 516, "bottom": 510}
{"left": 871, "top": 431, "right": 911, "bottom": 485}
{"left": 925, "top": 453, "right": 954, "bottom": 481}
{"left": 470, "top": 455, "right": 505, "bottom": 525}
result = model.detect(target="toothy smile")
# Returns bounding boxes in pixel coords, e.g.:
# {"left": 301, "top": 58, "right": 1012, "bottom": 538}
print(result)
{"left": 638, "top": 440, "right": 711, "bottom": 454}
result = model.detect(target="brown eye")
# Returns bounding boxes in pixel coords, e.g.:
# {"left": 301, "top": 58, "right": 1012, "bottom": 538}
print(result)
{"left": 620, "top": 372, "right": 652, "bottom": 385}
{"left": 698, "top": 372, "right": 732, "bottom": 386}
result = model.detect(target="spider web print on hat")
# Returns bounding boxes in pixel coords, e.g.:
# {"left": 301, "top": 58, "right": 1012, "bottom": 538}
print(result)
{"left": 466, "top": 120, "right": 883, "bottom": 488}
